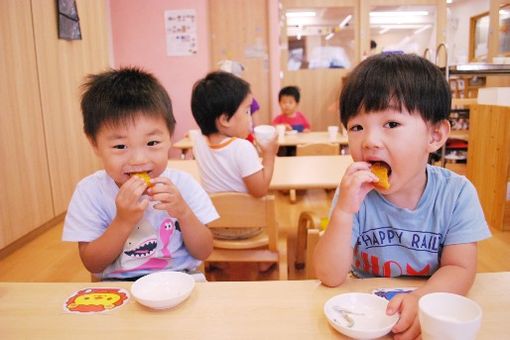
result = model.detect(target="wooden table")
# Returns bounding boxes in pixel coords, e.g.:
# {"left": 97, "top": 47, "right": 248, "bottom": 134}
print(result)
{"left": 1, "top": 273, "right": 508, "bottom": 339}
{"left": 172, "top": 131, "right": 349, "bottom": 157}
{"left": 168, "top": 155, "right": 352, "bottom": 190}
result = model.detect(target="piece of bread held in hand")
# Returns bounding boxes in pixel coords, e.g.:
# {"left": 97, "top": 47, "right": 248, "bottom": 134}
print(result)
{"left": 370, "top": 162, "right": 390, "bottom": 189}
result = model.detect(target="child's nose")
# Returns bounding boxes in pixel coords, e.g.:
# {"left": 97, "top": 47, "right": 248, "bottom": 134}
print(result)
{"left": 129, "top": 149, "right": 148, "bottom": 164}
{"left": 362, "top": 130, "right": 383, "bottom": 149}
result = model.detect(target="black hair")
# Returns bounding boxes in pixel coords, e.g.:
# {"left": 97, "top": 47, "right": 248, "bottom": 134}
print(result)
{"left": 191, "top": 71, "right": 251, "bottom": 136}
{"left": 370, "top": 40, "right": 377, "bottom": 50}
{"left": 339, "top": 53, "right": 451, "bottom": 128}
{"left": 278, "top": 86, "right": 300, "bottom": 103}
{"left": 81, "top": 67, "right": 175, "bottom": 141}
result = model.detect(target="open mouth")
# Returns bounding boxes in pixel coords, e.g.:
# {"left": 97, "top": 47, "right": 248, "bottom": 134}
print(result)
{"left": 123, "top": 239, "right": 157, "bottom": 258}
{"left": 126, "top": 170, "right": 152, "bottom": 177}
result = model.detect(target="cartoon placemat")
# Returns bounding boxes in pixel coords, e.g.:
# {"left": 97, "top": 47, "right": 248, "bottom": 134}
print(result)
{"left": 63, "top": 287, "right": 130, "bottom": 314}
{"left": 372, "top": 287, "right": 416, "bottom": 301}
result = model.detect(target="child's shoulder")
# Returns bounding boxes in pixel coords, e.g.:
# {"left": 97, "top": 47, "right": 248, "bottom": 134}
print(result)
{"left": 426, "top": 164, "right": 474, "bottom": 196}
{"left": 427, "top": 164, "right": 466, "bottom": 184}
{"left": 76, "top": 170, "right": 111, "bottom": 189}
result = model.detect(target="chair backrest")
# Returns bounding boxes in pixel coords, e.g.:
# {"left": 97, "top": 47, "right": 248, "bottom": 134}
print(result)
{"left": 306, "top": 228, "right": 322, "bottom": 279}
{"left": 208, "top": 193, "right": 278, "bottom": 251}
{"left": 296, "top": 143, "right": 339, "bottom": 156}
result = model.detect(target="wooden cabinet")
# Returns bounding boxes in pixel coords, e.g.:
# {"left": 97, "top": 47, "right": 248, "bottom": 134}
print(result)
{"left": 0, "top": 0, "right": 110, "bottom": 250}
{"left": 467, "top": 104, "right": 510, "bottom": 231}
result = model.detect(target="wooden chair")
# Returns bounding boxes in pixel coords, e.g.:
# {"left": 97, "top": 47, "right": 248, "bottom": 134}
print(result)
{"left": 295, "top": 211, "right": 323, "bottom": 279}
{"left": 288, "top": 143, "right": 340, "bottom": 202}
{"left": 206, "top": 192, "right": 288, "bottom": 280}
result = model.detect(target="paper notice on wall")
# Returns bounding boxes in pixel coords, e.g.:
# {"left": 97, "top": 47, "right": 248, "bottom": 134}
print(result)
{"left": 165, "top": 9, "right": 197, "bottom": 56}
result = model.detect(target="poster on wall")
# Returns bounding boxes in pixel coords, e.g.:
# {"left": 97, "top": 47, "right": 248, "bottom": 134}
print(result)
{"left": 165, "top": 9, "right": 197, "bottom": 56}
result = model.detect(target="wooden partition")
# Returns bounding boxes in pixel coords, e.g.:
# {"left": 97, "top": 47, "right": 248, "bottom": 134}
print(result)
{"left": 209, "top": 0, "right": 271, "bottom": 125}
{"left": 32, "top": 0, "right": 109, "bottom": 213}
{"left": 0, "top": 0, "right": 54, "bottom": 247}
{"left": 0, "top": 0, "right": 110, "bottom": 250}
{"left": 467, "top": 104, "right": 510, "bottom": 231}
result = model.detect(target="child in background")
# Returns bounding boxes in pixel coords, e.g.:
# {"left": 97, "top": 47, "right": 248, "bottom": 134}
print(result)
{"left": 273, "top": 86, "right": 310, "bottom": 132}
{"left": 190, "top": 71, "right": 278, "bottom": 242}
{"left": 62, "top": 67, "right": 217, "bottom": 281}
{"left": 218, "top": 59, "right": 261, "bottom": 143}
{"left": 313, "top": 53, "right": 491, "bottom": 339}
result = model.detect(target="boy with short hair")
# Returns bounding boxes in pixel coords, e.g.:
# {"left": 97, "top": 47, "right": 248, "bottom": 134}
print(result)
{"left": 272, "top": 86, "right": 311, "bottom": 132}
{"left": 313, "top": 53, "right": 490, "bottom": 339}
{"left": 190, "top": 71, "right": 278, "bottom": 242}
{"left": 63, "top": 67, "right": 217, "bottom": 281}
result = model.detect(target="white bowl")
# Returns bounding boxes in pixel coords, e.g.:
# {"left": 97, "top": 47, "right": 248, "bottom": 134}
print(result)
{"left": 324, "top": 293, "right": 399, "bottom": 339}
{"left": 131, "top": 271, "right": 195, "bottom": 310}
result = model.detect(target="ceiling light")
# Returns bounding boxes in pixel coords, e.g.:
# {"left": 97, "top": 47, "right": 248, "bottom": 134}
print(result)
{"left": 413, "top": 25, "right": 431, "bottom": 35}
{"left": 379, "top": 27, "right": 391, "bottom": 34}
{"left": 370, "top": 11, "right": 429, "bottom": 17}
{"left": 286, "top": 11, "right": 316, "bottom": 18}
{"left": 325, "top": 32, "right": 334, "bottom": 40}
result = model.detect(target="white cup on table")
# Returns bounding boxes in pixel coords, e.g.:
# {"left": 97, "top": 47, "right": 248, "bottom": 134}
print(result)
{"left": 327, "top": 125, "right": 339, "bottom": 142}
{"left": 276, "top": 124, "right": 286, "bottom": 142}
{"left": 418, "top": 292, "right": 482, "bottom": 340}
{"left": 254, "top": 125, "right": 276, "bottom": 146}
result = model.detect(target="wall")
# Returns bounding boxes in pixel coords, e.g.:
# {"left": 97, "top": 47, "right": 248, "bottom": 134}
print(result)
{"left": 448, "top": 0, "right": 489, "bottom": 64}
{"left": 109, "top": 0, "right": 210, "bottom": 158}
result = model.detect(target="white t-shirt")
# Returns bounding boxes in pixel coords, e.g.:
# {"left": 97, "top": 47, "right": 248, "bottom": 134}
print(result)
{"left": 190, "top": 130, "right": 263, "bottom": 193}
{"left": 62, "top": 168, "right": 219, "bottom": 280}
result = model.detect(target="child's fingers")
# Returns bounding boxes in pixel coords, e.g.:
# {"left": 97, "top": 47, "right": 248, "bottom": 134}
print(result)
{"left": 393, "top": 316, "right": 420, "bottom": 340}
{"left": 343, "top": 161, "right": 373, "bottom": 176}
{"left": 386, "top": 293, "right": 404, "bottom": 315}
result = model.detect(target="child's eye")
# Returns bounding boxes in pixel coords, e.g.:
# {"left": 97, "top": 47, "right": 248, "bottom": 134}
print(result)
{"left": 384, "top": 121, "right": 400, "bottom": 128}
{"left": 147, "top": 140, "right": 160, "bottom": 146}
{"left": 113, "top": 144, "right": 127, "bottom": 150}
{"left": 349, "top": 125, "right": 363, "bottom": 132}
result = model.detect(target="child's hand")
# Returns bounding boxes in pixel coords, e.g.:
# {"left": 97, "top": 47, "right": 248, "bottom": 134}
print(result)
{"left": 115, "top": 176, "right": 149, "bottom": 226}
{"left": 386, "top": 293, "right": 421, "bottom": 340}
{"left": 285, "top": 124, "right": 293, "bottom": 131}
{"left": 257, "top": 133, "right": 279, "bottom": 156}
{"left": 148, "top": 177, "right": 191, "bottom": 220}
{"left": 336, "top": 161, "right": 378, "bottom": 214}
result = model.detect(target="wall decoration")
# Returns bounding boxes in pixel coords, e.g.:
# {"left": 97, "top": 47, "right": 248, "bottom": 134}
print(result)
{"left": 58, "top": 0, "right": 82, "bottom": 40}
{"left": 165, "top": 9, "right": 197, "bottom": 56}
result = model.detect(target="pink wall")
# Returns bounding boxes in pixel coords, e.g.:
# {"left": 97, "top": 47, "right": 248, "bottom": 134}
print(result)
{"left": 109, "top": 0, "right": 210, "bottom": 158}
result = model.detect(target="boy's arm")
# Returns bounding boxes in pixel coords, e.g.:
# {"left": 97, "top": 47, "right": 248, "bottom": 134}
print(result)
{"left": 78, "top": 218, "right": 138, "bottom": 273}
{"left": 78, "top": 176, "right": 149, "bottom": 273}
{"left": 387, "top": 243, "right": 477, "bottom": 339}
{"left": 243, "top": 136, "right": 278, "bottom": 197}
{"left": 314, "top": 161, "right": 379, "bottom": 286}
{"left": 313, "top": 208, "right": 353, "bottom": 286}
{"left": 150, "top": 178, "right": 213, "bottom": 260}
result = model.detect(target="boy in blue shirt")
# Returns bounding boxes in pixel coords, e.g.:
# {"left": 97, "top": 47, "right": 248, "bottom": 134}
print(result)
{"left": 314, "top": 53, "right": 491, "bottom": 339}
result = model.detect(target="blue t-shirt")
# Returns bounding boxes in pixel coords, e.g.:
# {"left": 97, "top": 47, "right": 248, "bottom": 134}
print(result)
{"left": 331, "top": 165, "right": 491, "bottom": 278}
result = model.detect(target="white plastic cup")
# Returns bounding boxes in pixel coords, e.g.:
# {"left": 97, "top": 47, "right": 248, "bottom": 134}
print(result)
{"left": 419, "top": 292, "right": 482, "bottom": 340}
{"left": 254, "top": 125, "right": 276, "bottom": 146}
{"left": 328, "top": 125, "right": 339, "bottom": 142}
{"left": 276, "top": 124, "right": 286, "bottom": 141}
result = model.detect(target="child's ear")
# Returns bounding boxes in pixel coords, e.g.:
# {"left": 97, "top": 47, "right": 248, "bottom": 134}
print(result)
{"left": 217, "top": 113, "right": 231, "bottom": 128}
{"left": 427, "top": 119, "right": 450, "bottom": 153}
